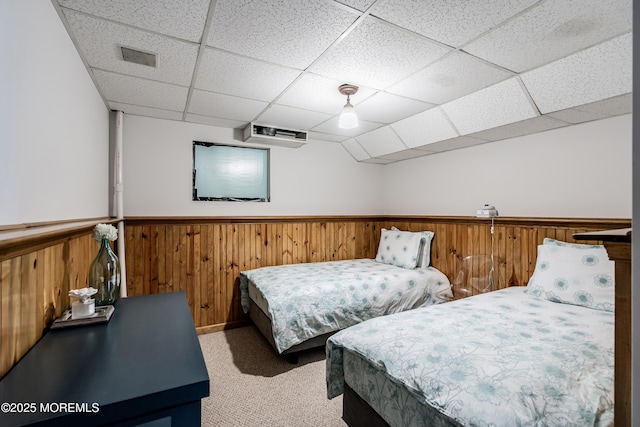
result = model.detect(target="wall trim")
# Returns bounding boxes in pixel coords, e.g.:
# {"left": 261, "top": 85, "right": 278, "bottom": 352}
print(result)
{"left": 2, "top": 215, "right": 630, "bottom": 262}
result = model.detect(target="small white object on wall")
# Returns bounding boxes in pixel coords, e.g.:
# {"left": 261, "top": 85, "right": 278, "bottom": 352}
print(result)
{"left": 476, "top": 203, "right": 499, "bottom": 217}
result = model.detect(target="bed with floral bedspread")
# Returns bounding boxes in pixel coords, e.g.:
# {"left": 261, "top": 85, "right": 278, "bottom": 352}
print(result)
{"left": 240, "top": 258, "right": 452, "bottom": 355}
{"left": 327, "top": 238, "right": 615, "bottom": 427}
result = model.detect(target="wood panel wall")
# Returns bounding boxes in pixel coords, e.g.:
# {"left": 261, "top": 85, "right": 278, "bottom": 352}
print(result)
{"left": 0, "top": 228, "right": 100, "bottom": 378}
{"left": 124, "top": 216, "right": 629, "bottom": 333}
{"left": 124, "top": 218, "right": 381, "bottom": 333}
{"left": 0, "top": 216, "right": 630, "bottom": 377}
{"left": 380, "top": 217, "right": 627, "bottom": 299}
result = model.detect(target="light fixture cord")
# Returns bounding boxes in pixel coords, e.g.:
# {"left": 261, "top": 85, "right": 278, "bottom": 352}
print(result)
{"left": 490, "top": 216, "right": 495, "bottom": 289}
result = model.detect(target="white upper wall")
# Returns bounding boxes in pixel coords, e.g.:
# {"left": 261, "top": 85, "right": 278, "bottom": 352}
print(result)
{"left": 122, "top": 115, "right": 384, "bottom": 216}
{"left": 0, "top": 1, "right": 631, "bottom": 224}
{"left": 0, "top": 0, "right": 109, "bottom": 226}
{"left": 123, "top": 114, "right": 631, "bottom": 219}
{"left": 382, "top": 114, "right": 632, "bottom": 218}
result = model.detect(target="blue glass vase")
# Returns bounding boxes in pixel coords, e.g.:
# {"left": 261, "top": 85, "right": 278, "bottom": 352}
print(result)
{"left": 89, "top": 238, "right": 120, "bottom": 306}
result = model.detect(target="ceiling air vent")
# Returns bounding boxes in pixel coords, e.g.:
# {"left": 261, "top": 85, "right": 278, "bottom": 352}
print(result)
{"left": 120, "top": 46, "right": 157, "bottom": 68}
{"left": 243, "top": 123, "right": 307, "bottom": 148}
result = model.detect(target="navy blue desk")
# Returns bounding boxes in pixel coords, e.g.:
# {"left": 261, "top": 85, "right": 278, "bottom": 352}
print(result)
{"left": 0, "top": 292, "right": 210, "bottom": 426}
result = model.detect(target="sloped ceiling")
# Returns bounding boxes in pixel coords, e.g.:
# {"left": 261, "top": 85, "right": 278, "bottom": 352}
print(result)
{"left": 52, "top": 0, "right": 632, "bottom": 164}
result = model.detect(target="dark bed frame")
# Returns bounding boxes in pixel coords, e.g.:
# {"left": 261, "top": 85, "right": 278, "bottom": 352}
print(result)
{"left": 249, "top": 298, "right": 391, "bottom": 424}
{"left": 248, "top": 299, "right": 336, "bottom": 363}
{"left": 343, "top": 383, "right": 390, "bottom": 427}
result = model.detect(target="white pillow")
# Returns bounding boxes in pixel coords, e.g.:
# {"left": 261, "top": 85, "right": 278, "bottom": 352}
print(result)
{"left": 391, "top": 227, "right": 435, "bottom": 267}
{"left": 525, "top": 243, "right": 614, "bottom": 312}
{"left": 542, "top": 237, "right": 606, "bottom": 251}
{"left": 375, "top": 228, "right": 423, "bottom": 269}
{"left": 527, "top": 238, "right": 609, "bottom": 291}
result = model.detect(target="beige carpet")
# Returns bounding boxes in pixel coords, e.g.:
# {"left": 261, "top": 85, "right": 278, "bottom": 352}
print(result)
{"left": 198, "top": 326, "right": 346, "bottom": 427}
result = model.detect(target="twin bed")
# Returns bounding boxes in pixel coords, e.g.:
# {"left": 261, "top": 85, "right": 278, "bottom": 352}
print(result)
{"left": 327, "top": 238, "right": 616, "bottom": 426}
{"left": 239, "top": 227, "right": 452, "bottom": 359}
{"left": 240, "top": 228, "right": 615, "bottom": 426}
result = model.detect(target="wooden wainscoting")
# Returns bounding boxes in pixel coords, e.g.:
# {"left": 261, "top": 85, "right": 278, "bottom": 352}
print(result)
{"left": 0, "top": 224, "right": 104, "bottom": 378}
{"left": 0, "top": 216, "right": 630, "bottom": 377}
{"left": 381, "top": 217, "right": 630, "bottom": 298}
{"left": 124, "top": 216, "right": 629, "bottom": 333}
{"left": 124, "top": 217, "right": 382, "bottom": 333}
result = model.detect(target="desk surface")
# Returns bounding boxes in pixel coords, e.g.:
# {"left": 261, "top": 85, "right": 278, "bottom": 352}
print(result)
{"left": 573, "top": 227, "right": 632, "bottom": 243}
{"left": 0, "top": 292, "right": 210, "bottom": 426}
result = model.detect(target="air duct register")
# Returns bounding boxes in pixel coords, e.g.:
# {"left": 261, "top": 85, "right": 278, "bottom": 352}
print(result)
{"left": 243, "top": 123, "right": 307, "bottom": 148}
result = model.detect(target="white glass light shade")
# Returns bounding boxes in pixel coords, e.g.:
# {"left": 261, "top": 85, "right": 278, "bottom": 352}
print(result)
{"left": 338, "top": 102, "right": 358, "bottom": 129}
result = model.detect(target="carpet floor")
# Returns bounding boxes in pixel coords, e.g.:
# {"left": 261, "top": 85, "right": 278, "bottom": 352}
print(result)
{"left": 198, "top": 325, "right": 346, "bottom": 427}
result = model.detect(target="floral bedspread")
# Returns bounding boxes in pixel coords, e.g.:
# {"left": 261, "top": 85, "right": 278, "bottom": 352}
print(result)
{"left": 239, "top": 259, "right": 452, "bottom": 353}
{"left": 327, "top": 287, "right": 614, "bottom": 426}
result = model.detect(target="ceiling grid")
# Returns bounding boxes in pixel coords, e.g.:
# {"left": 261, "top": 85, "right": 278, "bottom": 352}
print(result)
{"left": 52, "top": 0, "right": 632, "bottom": 164}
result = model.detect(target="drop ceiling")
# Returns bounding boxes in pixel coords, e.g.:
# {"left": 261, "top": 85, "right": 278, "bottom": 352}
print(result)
{"left": 52, "top": 0, "right": 632, "bottom": 164}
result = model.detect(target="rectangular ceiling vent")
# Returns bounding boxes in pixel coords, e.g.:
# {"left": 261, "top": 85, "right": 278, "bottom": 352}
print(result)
{"left": 120, "top": 46, "right": 157, "bottom": 68}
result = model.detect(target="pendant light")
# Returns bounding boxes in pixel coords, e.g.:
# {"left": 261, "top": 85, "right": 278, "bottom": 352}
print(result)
{"left": 338, "top": 84, "right": 359, "bottom": 129}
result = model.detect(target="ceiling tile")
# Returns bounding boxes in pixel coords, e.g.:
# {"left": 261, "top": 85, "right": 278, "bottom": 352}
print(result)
{"left": 442, "top": 77, "right": 538, "bottom": 135}
{"left": 341, "top": 138, "right": 371, "bottom": 161}
{"left": 360, "top": 158, "right": 395, "bottom": 165}
{"left": 308, "top": 132, "right": 348, "bottom": 143}
{"left": 109, "top": 102, "right": 184, "bottom": 121}
{"left": 354, "top": 126, "right": 407, "bottom": 157}
{"left": 334, "top": 0, "right": 376, "bottom": 12}
{"left": 546, "top": 93, "right": 632, "bottom": 124}
{"left": 355, "top": 92, "right": 434, "bottom": 124}
{"left": 59, "top": 0, "right": 210, "bottom": 42}
{"left": 309, "top": 16, "right": 450, "bottom": 89}
{"left": 93, "top": 69, "right": 188, "bottom": 111}
{"left": 254, "top": 104, "right": 332, "bottom": 130}
{"left": 195, "top": 48, "right": 301, "bottom": 101}
{"left": 311, "top": 117, "right": 384, "bottom": 138}
{"left": 184, "top": 114, "right": 248, "bottom": 129}
{"left": 544, "top": 109, "right": 609, "bottom": 125}
{"left": 188, "top": 90, "right": 269, "bottom": 121}
{"left": 573, "top": 93, "right": 632, "bottom": 116}
{"left": 464, "top": 0, "right": 632, "bottom": 72}
{"left": 63, "top": 10, "right": 198, "bottom": 86}
{"left": 388, "top": 51, "right": 513, "bottom": 104}
{"left": 276, "top": 73, "right": 376, "bottom": 115}
{"left": 468, "top": 115, "right": 570, "bottom": 141}
{"left": 206, "top": 0, "right": 358, "bottom": 69}
{"left": 521, "top": 33, "right": 632, "bottom": 113}
{"left": 371, "top": 0, "right": 539, "bottom": 47}
{"left": 375, "top": 149, "right": 432, "bottom": 161}
{"left": 412, "top": 135, "right": 490, "bottom": 153}
{"left": 391, "top": 108, "right": 458, "bottom": 148}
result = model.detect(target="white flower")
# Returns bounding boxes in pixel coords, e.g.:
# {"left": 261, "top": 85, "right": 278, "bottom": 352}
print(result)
{"left": 93, "top": 223, "right": 118, "bottom": 242}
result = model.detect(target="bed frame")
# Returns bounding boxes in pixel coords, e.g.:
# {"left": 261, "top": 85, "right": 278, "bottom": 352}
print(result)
{"left": 343, "top": 383, "right": 390, "bottom": 427}
{"left": 248, "top": 299, "right": 335, "bottom": 363}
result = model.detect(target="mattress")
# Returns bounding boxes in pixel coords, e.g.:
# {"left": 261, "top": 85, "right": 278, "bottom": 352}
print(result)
{"left": 247, "top": 276, "right": 270, "bottom": 318}
{"left": 327, "top": 287, "right": 614, "bottom": 426}
{"left": 239, "top": 259, "right": 452, "bottom": 354}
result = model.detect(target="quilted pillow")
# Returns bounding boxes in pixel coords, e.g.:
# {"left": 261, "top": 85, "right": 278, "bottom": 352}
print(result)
{"left": 525, "top": 243, "right": 614, "bottom": 311}
{"left": 375, "top": 228, "right": 423, "bottom": 269}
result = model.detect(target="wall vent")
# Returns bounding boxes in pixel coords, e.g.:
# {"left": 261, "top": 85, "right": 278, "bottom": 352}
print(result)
{"left": 120, "top": 46, "right": 157, "bottom": 68}
{"left": 243, "top": 123, "right": 307, "bottom": 148}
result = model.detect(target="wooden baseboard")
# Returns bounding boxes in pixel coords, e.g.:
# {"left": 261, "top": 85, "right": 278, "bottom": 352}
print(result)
{"left": 196, "top": 320, "right": 250, "bottom": 335}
